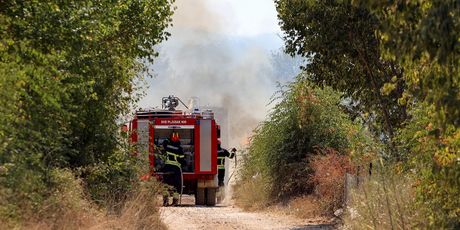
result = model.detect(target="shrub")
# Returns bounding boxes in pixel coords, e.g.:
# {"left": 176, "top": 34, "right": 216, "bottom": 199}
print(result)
{"left": 309, "top": 148, "right": 354, "bottom": 214}
{"left": 235, "top": 77, "right": 364, "bottom": 210}
{"left": 84, "top": 149, "right": 141, "bottom": 209}
{"left": 27, "top": 169, "right": 101, "bottom": 229}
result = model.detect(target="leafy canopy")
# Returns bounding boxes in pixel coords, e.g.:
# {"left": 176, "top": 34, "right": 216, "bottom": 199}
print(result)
{"left": 275, "top": 0, "right": 408, "bottom": 154}
{"left": 0, "top": 0, "right": 174, "bottom": 218}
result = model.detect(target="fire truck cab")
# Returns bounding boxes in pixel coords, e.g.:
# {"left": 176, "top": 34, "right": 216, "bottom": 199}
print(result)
{"left": 130, "top": 95, "right": 220, "bottom": 206}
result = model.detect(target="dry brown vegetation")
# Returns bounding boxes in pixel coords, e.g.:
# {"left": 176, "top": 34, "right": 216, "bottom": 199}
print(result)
{"left": 1, "top": 171, "right": 166, "bottom": 230}
{"left": 282, "top": 150, "right": 353, "bottom": 219}
{"left": 309, "top": 148, "right": 354, "bottom": 215}
{"left": 98, "top": 181, "right": 167, "bottom": 230}
{"left": 343, "top": 170, "right": 425, "bottom": 229}
{"left": 234, "top": 174, "right": 270, "bottom": 211}
{"left": 235, "top": 147, "right": 354, "bottom": 221}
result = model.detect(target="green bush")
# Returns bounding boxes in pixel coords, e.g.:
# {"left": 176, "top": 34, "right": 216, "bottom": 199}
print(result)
{"left": 84, "top": 149, "right": 143, "bottom": 208}
{"left": 236, "top": 77, "right": 363, "bottom": 205}
{"left": 396, "top": 104, "right": 460, "bottom": 228}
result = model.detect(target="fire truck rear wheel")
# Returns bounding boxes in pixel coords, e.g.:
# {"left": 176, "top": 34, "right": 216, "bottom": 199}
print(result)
{"left": 206, "top": 188, "right": 217, "bottom": 206}
{"left": 195, "top": 188, "right": 205, "bottom": 205}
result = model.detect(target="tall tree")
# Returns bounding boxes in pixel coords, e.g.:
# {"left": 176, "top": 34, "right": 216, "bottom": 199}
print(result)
{"left": 275, "top": 0, "right": 407, "bottom": 156}
{"left": 355, "top": 1, "right": 460, "bottom": 227}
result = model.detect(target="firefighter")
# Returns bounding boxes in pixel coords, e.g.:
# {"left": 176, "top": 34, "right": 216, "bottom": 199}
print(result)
{"left": 161, "top": 132, "right": 184, "bottom": 206}
{"left": 217, "top": 139, "right": 235, "bottom": 187}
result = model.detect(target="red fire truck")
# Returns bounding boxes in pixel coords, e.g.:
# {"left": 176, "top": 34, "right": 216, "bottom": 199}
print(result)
{"left": 129, "top": 95, "right": 221, "bottom": 206}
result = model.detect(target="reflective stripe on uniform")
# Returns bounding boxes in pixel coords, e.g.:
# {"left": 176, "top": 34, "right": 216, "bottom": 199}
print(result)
{"left": 165, "top": 151, "right": 183, "bottom": 167}
{"left": 217, "top": 156, "right": 225, "bottom": 169}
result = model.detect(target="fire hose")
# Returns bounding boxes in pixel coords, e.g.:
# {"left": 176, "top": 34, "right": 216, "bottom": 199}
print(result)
{"left": 226, "top": 149, "right": 238, "bottom": 184}
{"left": 179, "top": 166, "right": 183, "bottom": 205}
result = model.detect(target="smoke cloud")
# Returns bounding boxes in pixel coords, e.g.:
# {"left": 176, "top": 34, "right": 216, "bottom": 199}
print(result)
{"left": 140, "top": 0, "right": 300, "bottom": 148}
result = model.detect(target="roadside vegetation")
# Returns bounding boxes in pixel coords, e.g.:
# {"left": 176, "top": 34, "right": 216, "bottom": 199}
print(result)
{"left": 234, "top": 77, "right": 369, "bottom": 215}
{"left": 0, "top": 1, "right": 174, "bottom": 228}
{"left": 237, "top": 0, "right": 459, "bottom": 229}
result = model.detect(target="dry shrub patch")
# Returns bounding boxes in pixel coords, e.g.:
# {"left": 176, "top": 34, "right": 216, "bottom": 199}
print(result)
{"left": 234, "top": 81, "right": 363, "bottom": 221}
{"left": 309, "top": 148, "right": 354, "bottom": 215}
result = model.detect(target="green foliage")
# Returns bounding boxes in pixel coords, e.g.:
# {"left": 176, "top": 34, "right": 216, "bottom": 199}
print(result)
{"left": 276, "top": 1, "right": 459, "bottom": 227}
{"left": 0, "top": 0, "right": 174, "bottom": 223}
{"left": 275, "top": 0, "right": 459, "bottom": 227}
{"left": 84, "top": 150, "right": 142, "bottom": 206}
{"left": 397, "top": 104, "right": 460, "bottom": 228}
{"left": 238, "top": 77, "right": 360, "bottom": 202}
{"left": 275, "top": 0, "right": 408, "bottom": 151}
{"left": 353, "top": 1, "right": 460, "bottom": 227}
{"left": 356, "top": 0, "right": 460, "bottom": 128}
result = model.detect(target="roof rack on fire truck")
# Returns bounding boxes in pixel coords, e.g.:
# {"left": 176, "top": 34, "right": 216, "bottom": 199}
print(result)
{"left": 135, "top": 95, "right": 214, "bottom": 119}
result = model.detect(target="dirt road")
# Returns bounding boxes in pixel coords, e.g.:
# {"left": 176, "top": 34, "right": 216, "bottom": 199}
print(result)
{"left": 159, "top": 195, "right": 334, "bottom": 230}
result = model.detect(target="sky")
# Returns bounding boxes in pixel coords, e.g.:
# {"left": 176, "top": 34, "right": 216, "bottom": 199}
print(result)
{"left": 194, "top": 0, "right": 282, "bottom": 37}
{"left": 138, "top": 0, "right": 300, "bottom": 147}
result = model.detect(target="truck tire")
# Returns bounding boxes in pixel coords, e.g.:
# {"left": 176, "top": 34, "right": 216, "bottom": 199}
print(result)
{"left": 206, "top": 188, "right": 217, "bottom": 206}
{"left": 195, "top": 188, "right": 205, "bottom": 205}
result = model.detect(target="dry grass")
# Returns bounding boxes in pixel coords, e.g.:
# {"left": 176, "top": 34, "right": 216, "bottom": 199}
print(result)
{"left": 277, "top": 195, "right": 322, "bottom": 219}
{"left": 233, "top": 174, "right": 270, "bottom": 211}
{"left": 93, "top": 180, "right": 167, "bottom": 230}
{"left": 7, "top": 170, "right": 166, "bottom": 230}
{"left": 22, "top": 169, "right": 103, "bottom": 230}
{"left": 343, "top": 172, "right": 425, "bottom": 229}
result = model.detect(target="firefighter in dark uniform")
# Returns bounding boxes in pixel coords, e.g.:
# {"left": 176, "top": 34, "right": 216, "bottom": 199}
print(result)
{"left": 162, "top": 132, "right": 184, "bottom": 206}
{"left": 217, "top": 139, "right": 235, "bottom": 187}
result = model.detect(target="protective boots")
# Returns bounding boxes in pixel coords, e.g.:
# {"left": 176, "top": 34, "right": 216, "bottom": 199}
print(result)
{"left": 163, "top": 196, "right": 169, "bottom": 206}
{"left": 172, "top": 197, "right": 179, "bottom": 206}
{"left": 162, "top": 190, "right": 180, "bottom": 206}
{"left": 172, "top": 192, "right": 180, "bottom": 206}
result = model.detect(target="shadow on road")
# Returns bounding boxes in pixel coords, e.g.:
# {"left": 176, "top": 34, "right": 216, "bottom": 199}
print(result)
{"left": 168, "top": 204, "right": 228, "bottom": 208}
{"left": 290, "top": 224, "right": 335, "bottom": 230}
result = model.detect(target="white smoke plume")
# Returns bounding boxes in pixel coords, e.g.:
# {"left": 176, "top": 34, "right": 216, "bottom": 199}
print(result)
{"left": 140, "top": 0, "right": 300, "bottom": 148}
